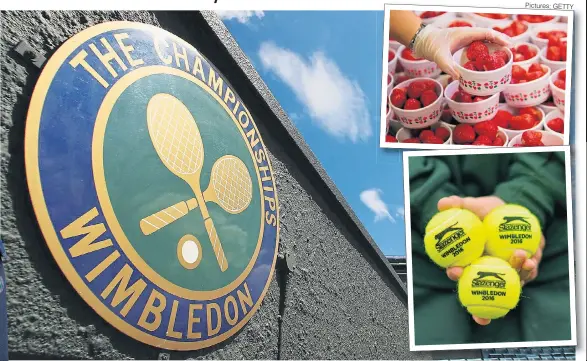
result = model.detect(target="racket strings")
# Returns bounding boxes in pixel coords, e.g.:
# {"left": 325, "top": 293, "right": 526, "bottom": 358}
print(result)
{"left": 148, "top": 94, "right": 204, "bottom": 175}
{"left": 212, "top": 156, "right": 252, "bottom": 213}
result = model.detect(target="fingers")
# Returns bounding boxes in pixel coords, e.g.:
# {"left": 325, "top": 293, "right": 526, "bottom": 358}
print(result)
{"left": 484, "top": 28, "right": 513, "bottom": 47}
{"left": 446, "top": 266, "right": 464, "bottom": 281}
{"left": 520, "top": 258, "right": 537, "bottom": 282}
{"left": 473, "top": 316, "right": 491, "bottom": 326}
{"left": 453, "top": 27, "right": 513, "bottom": 50}
{"left": 438, "top": 196, "right": 464, "bottom": 211}
{"left": 509, "top": 249, "right": 528, "bottom": 273}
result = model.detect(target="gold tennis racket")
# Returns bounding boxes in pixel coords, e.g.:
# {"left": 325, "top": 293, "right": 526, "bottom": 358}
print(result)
{"left": 146, "top": 93, "right": 228, "bottom": 272}
{"left": 140, "top": 155, "right": 253, "bottom": 233}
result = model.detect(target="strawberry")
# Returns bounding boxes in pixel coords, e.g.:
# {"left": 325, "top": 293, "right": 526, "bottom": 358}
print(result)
{"left": 513, "top": 53, "right": 526, "bottom": 62}
{"left": 422, "top": 135, "right": 444, "bottom": 144}
{"left": 519, "top": 107, "right": 542, "bottom": 122}
{"left": 420, "top": 11, "right": 446, "bottom": 19}
{"left": 477, "top": 13, "right": 509, "bottom": 20}
{"left": 526, "top": 71, "right": 544, "bottom": 82}
{"left": 419, "top": 130, "right": 435, "bottom": 142}
{"left": 473, "top": 96, "right": 489, "bottom": 102}
{"left": 453, "top": 124, "right": 476, "bottom": 144}
{"left": 421, "top": 79, "right": 437, "bottom": 92}
{"left": 513, "top": 144, "right": 523, "bottom": 147}
{"left": 435, "top": 127, "right": 450, "bottom": 142}
{"left": 407, "top": 81, "right": 427, "bottom": 99}
{"left": 402, "top": 138, "right": 421, "bottom": 143}
{"left": 528, "top": 63, "right": 543, "bottom": 73}
{"left": 553, "top": 79, "right": 566, "bottom": 90}
{"left": 390, "top": 88, "right": 407, "bottom": 108}
{"left": 493, "top": 136, "right": 505, "bottom": 146}
{"left": 558, "top": 69, "right": 566, "bottom": 81}
{"left": 560, "top": 42, "right": 567, "bottom": 61}
{"left": 512, "top": 65, "right": 527, "bottom": 80}
{"left": 483, "top": 53, "right": 506, "bottom": 71}
{"left": 401, "top": 48, "right": 422, "bottom": 61}
{"left": 511, "top": 20, "right": 528, "bottom": 35}
{"left": 547, "top": 117, "right": 564, "bottom": 133}
{"left": 462, "top": 61, "right": 477, "bottom": 71}
{"left": 420, "top": 90, "right": 438, "bottom": 107}
{"left": 473, "top": 135, "right": 494, "bottom": 146}
{"left": 474, "top": 52, "right": 491, "bottom": 70}
{"left": 510, "top": 114, "right": 535, "bottom": 130}
{"left": 449, "top": 20, "right": 472, "bottom": 28}
{"left": 385, "top": 135, "right": 398, "bottom": 142}
{"left": 518, "top": 14, "right": 554, "bottom": 23}
{"left": 388, "top": 50, "right": 395, "bottom": 62}
{"left": 453, "top": 90, "right": 473, "bottom": 103}
{"left": 466, "top": 41, "right": 489, "bottom": 61}
{"left": 474, "top": 121, "right": 498, "bottom": 140}
{"left": 546, "top": 46, "right": 562, "bottom": 61}
{"left": 521, "top": 130, "right": 543, "bottom": 146}
{"left": 493, "top": 50, "right": 509, "bottom": 63}
{"left": 404, "top": 98, "right": 422, "bottom": 110}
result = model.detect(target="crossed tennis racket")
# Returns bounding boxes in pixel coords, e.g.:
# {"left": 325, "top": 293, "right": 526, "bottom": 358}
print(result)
{"left": 140, "top": 93, "right": 253, "bottom": 272}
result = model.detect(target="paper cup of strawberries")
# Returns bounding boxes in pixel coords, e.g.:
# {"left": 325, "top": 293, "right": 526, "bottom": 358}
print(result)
{"left": 416, "top": 11, "right": 456, "bottom": 25}
{"left": 452, "top": 121, "right": 508, "bottom": 147}
{"left": 515, "top": 14, "right": 559, "bottom": 28}
{"left": 531, "top": 23, "right": 567, "bottom": 49}
{"left": 388, "top": 48, "right": 398, "bottom": 75}
{"left": 397, "top": 45, "right": 442, "bottom": 79}
{"left": 509, "top": 130, "right": 564, "bottom": 147}
{"left": 493, "top": 104, "right": 544, "bottom": 140}
{"left": 395, "top": 122, "right": 452, "bottom": 144}
{"left": 493, "top": 20, "right": 530, "bottom": 44}
{"left": 466, "top": 13, "right": 511, "bottom": 28}
{"left": 549, "top": 68, "right": 566, "bottom": 112}
{"left": 454, "top": 41, "right": 513, "bottom": 96}
{"left": 503, "top": 63, "right": 551, "bottom": 107}
{"left": 539, "top": 37, "right": 567, "bottom": 72}
{"left": 543, "top": 109, "right": 565, "bottom": 135}
{"left": 444, "top": 80, "right": 500, "bottom": 123}
{"left": 511, "top": 43, "right": 540, "bottom": 66}
{"left": 388, "top": 77, "right": 443, "bottom": 129}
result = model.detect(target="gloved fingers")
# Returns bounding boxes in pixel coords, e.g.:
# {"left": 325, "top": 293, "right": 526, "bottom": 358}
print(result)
{"left": 451, "top": 27, "right": 513, "bottom": 51}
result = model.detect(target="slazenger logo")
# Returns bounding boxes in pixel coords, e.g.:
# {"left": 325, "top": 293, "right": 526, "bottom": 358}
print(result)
{"left": 25, "top": 22, "right": 279, "bottom": 351}
{"left": 434, "top": 222, "right": 466, "bottom": 252}
{"left": 472, "top": 272, "right": 507, "bottom": 289}
{"left": 499, "top": 216, "right": 531, "bottom": 232}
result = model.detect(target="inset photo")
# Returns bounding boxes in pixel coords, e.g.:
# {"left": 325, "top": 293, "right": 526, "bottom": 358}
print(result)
{"left": 402, "top": 146, "right": 576, "bottom": 351}
{"left": 381, "top": 6, "right": 573, "bottom": 149}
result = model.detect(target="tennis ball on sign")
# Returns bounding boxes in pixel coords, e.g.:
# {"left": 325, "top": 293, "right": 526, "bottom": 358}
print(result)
{"left": 424, "top": 208, "right": 486, "bottom": 268}
{"left": 458, "top": 256, "right": 521, "bottom": 319}
{"left": 483, "top": 204, "right": 542, "bottom": 261}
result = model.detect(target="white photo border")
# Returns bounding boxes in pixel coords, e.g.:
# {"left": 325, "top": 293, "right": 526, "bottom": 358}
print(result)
{"left": 381, "top": 5, "right": 574, "bottom": 150}
{"left": 402, "top": 145, "right": 577, "bottom": 351}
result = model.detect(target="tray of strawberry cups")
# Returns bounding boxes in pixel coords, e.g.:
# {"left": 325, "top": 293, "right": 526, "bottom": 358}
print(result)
{"left": 383, "top": 10, "right": 570, "bottom": 148}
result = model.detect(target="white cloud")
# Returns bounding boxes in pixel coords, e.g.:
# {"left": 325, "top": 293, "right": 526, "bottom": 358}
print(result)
{"left": 215, "top": 10, "right": 265, "bottom": 23}
{"left": 360, "top": 189, "right": 394, "bottom": 223}
{"left": 258, "top": 42, "right": 371, "bottom": 142}
{"left": 396, "top": 207, "right": 405, "bottom": 218}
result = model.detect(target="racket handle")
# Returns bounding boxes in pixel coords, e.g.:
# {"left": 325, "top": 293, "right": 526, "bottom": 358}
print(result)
{"left": 204, "top": 218, "right": 228, "bottom": 272}
{"left": 140, "top": 200, "right": 190, "bottom": 235}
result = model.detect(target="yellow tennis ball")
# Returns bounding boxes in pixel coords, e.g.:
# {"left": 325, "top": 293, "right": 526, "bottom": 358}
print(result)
{"left": 483, "top": 204, "right": 542, "bottom": 261}
{"left": 424, "top": 208, "right": 486, "bottom": 268}
{"left": 458, "top": 256, "right": 521, "bottom": 319}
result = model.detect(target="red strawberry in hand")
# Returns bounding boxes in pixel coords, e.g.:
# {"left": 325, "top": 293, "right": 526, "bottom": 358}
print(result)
{"left": 404, "top": 98, "right": 422, "bottom": 110}
{"left": 435, "top": 127, "right": 450, "bottom": 142}
{"left": 453, "top": 124, "right": 476, "bottom": 144}
{"left": 474, "top": 120, "right": 498, "bottom": 140}
{"left": 390, "top": 88, "right": 407, "bottom": 108}
{"left": 466, "top": 41, "right": 489, "bottom": 61}
{"left": 493, "top": 50, "right": 509, "bottom": 63}
{"left": 547, "top": 117, "right": 564, "bottom": 133}
{"left": 472, "top": 135, "right": 494, "bottom": 146}
{"left": 420, "top": 90, "right": 438, "bottom": 107}
{"left": 521, "top": 130, "right": 543, "bottom": 146}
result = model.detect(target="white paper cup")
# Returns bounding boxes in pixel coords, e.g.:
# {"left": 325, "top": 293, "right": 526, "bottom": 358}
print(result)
{"left": 511, "top": 42, "right": 540, "bottom": 67}
{"left": 539, "top": 46, "right": 566, "bottom": 73}
{"left": 493, "top": 20, "right": 531, "bottom": 44}
{"left": 444, "top": 80, "right": 501, "bottom": 123}
{"left": 503, "top": 63, "right": 551, "bottom": 107}
{"left": 389, "top": 40, "right": 401, "bottom": 52}
{"left": 515, "top": 14, "right": 560, "bottom": 29}
{"left": 464, "top": 13, "right": 512, "bottom": 28}
{"left": 388, "top": 48, "right": 398, "bottom": 75}
{"left": 389, "top": 77, "right": 444, "bottom": 129}
{"left": 497, "top": 103, "right": 545, "bottom": 140}
{"left": 530, "top": 23, "right": 568, "bottom": 49}
{"left": 414, "top": 11, "right": 457, "bottom": 25}
{"left": 454, "top": 44, "right": 513, "bottom": 96}
{"left": 396, "top": 122, "right": 452, "bottom": 144}
{"left": 549, "top": 68, "right": 566, "bottom": 112}
{"left": 387, "top": 73, "right": 395, "bottom": 97}
{"left": 543, "top": 109, "right": 565, "bottom": 135}
{"left": 508, "top": 130, "right": 564, "bottom": 146}
{"left": 397, "top": 45, "right": 441, "bottom": 79}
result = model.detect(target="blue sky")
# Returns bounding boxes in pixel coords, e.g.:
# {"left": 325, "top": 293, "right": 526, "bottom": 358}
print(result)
{"left": 217, "top": 10, "right": 406, "bottom": 256}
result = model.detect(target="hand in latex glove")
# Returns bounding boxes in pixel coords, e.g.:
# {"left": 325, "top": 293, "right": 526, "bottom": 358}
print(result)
{"left": 437, "top": 195, "right": 545, "bottom": 326}
{"left": 412, "top": 26, "right": 512, "bottom": 80}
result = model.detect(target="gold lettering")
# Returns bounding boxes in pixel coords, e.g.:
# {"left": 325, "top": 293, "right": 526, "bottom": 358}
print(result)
{"left": 265, "top": 211, "right": 277, "bottom": 226}
{"left": 173, "top": 42, "right": 190, "bottom": 72}
{"left": 224, "top": 296, "right": 239, "bottom": 326}
{"left": 192, "top": 56, "right": 205, "bottom": 81}
{"left": 89, "top": 37, "right": 127, "bottom": 78}
{"left": 238, "top": 110, "right": 250, "bottom": 128}
{"left": 60, "top": 207, "right": 112, "bottom": 257}
{"left": 255, "top": 149, "right": 266, "bottom": 164}
{"left": 69, "top": 50, "right": 109, "bottom": 88}
{"left": 154, "top": 37, "right": 172, "bottom": 65}
{"left": 138, "top": 289, "right": 167, "bottom": 331}
{"left": 207, "top": 67, "right": 224, "bottom": 97}
{"left": 188, "top": 304, "right": 203, "bottom": 339}
{"left": 232, "top": 100, "right": 241, "bottom": 115}
{"left": 101, "top": 264, "right": 147, "bottom": 317}
{"left": 259, "top": 166, "right": 272, "bottom": 183}
{"left": 114, "top": 33, "right": 144, "bottom": 67}
{"left": 166, "top": 300, "right": 183, "bottom": 339}
{"left": 246, "top": 128, "right": 260, "bottom": 148}
{"left": 85, "top": 250, "right": 120, "bottom": 282}
{"left": 265, "top": 195, "right": 277, "bottom": 212}
{"left": 237, "top": 282, "right": 253, "bottom": 314}
{"left": 223, "top": 87, "right": 236, "bottom": 107}
{"left": 207, "top": 302, "right": 222, "bottom": 336}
